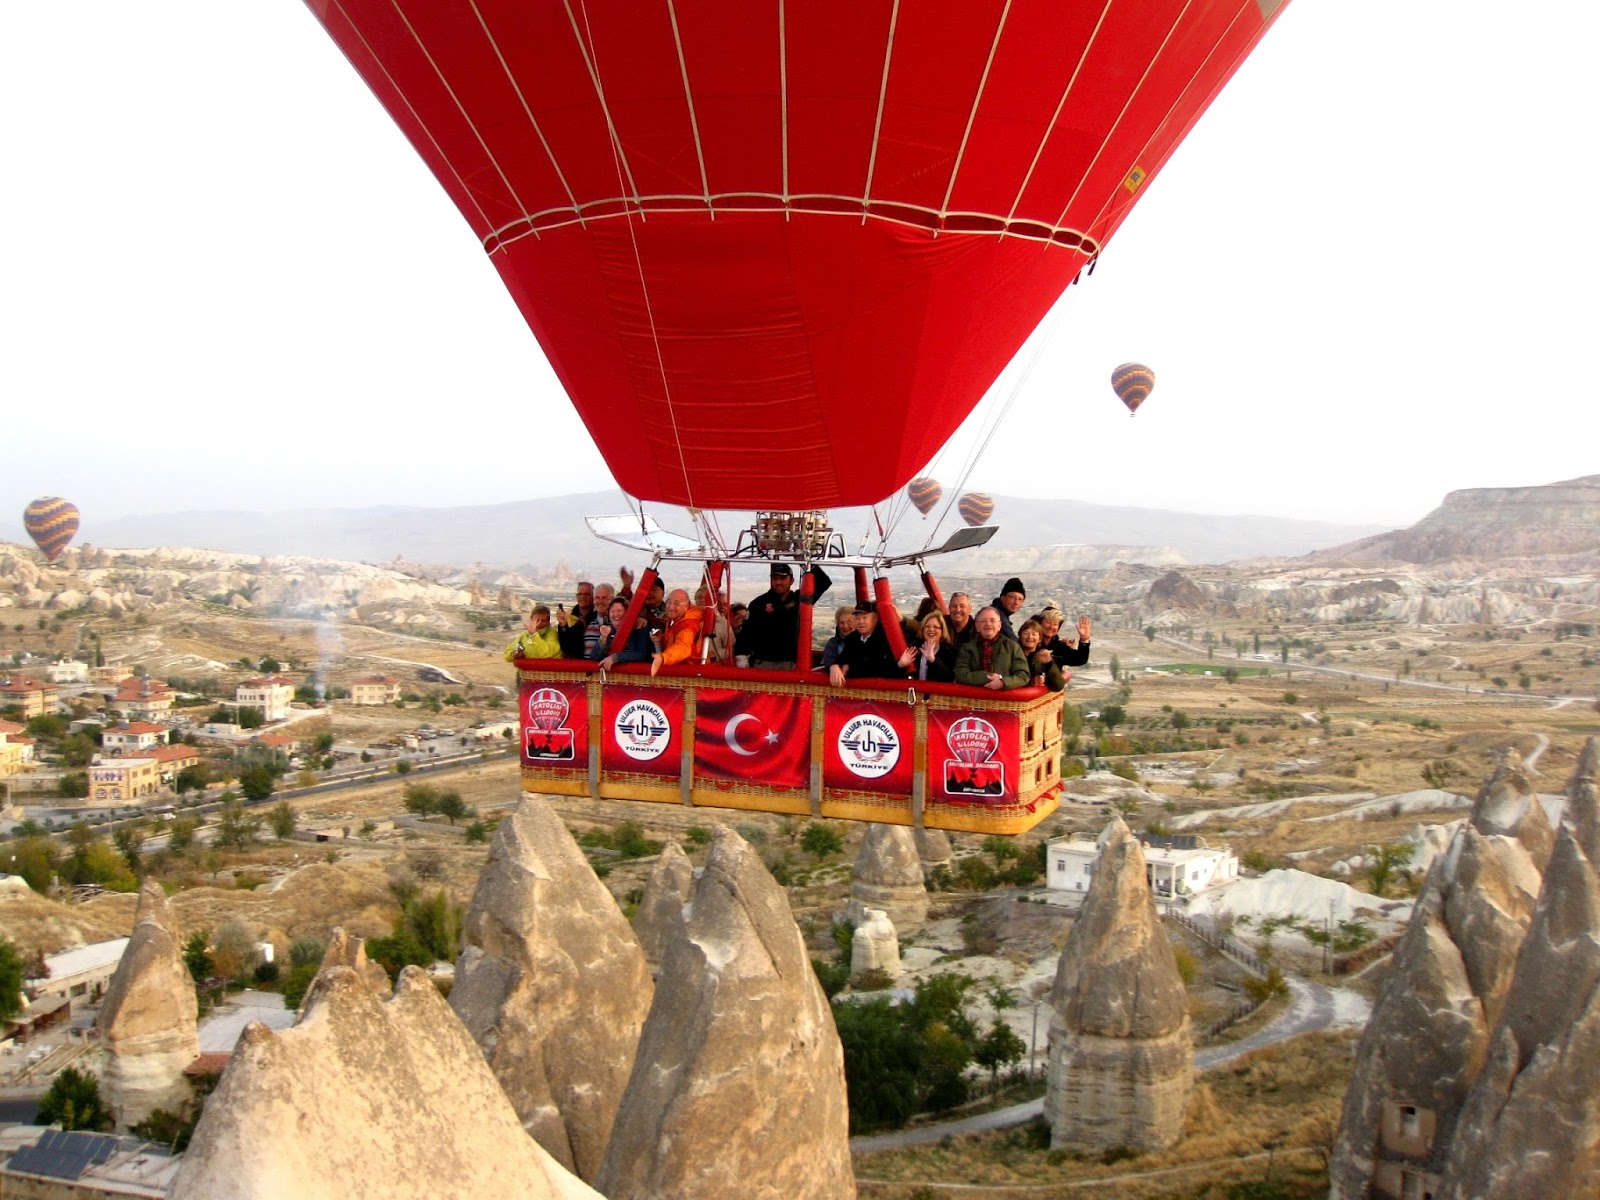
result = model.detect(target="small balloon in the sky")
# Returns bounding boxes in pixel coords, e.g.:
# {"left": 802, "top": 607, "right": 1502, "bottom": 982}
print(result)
{"left": 23, "top": 497, "right": 81, "bottom": 562}
{"left": 957, "top": 492, "right": 994, "bottom": 527}
{"left": 906, "top": 477, "right": 942, "bottom": 516}
{"left": 1111, "top": 362, "right": 1156, "bottom": 415}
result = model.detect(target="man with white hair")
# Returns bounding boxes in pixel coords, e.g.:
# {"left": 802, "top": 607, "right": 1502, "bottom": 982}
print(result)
{"left": 954, "top": 607, "right": 1032, "bottom": 690}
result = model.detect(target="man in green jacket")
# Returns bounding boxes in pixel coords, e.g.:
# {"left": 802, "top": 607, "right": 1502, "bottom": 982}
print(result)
{"left": 954, "top": 607, "right": 1033, "bottom": 690}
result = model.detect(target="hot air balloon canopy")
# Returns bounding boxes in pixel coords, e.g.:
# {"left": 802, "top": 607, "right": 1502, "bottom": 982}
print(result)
{"left": 306, "top": 0, "right": 1288, "bottom": 511}
{"left": 1111, "top": 362, "right": 1156, "bottom": 415}
{"left": 906, "top": 477, "right": 942, "bottom": 517}
{"left": 23, "top": 497, "right": 80, "bottom": 562}
{"left": 957, "top": 492, "right": 995, "bottom": 528}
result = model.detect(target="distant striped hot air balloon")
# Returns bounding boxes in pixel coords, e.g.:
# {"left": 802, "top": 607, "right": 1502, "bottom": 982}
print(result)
{"left": 1111, "top": 363, "right": 1156, "bottom": 416}
{"left": 957, "top": 492, "right": 994, "bottom": 528}
{"left": 906, "top": 477, "right": 942, "bottom": 516}
{"left": 23, "top": 497, "right": 80, "bottom": 562}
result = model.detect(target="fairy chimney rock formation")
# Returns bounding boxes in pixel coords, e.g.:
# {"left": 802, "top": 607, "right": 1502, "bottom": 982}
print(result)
{"left": 1330, "top": 740, "right": 1600, "bottom": 1200}
{"left": 850, "top": 908, "right": 902, "bottom": 982}
{"left": 318, "top": 928, "right": 392, "bottom": 1000}
{"left": 1045, "top": 818, "right": 1192, "bottom": 1152}
{"left": 631, "top": 840, "right": 695, "bottom": 976}
{"left": 96, "top": 879, "right": 200, "bottom": 1131}
{"left": 597, "top": 827, "right": 855, "bottom": 1200}
{"left": 170, "top": 967, "right": 600, "bottom": 1200}
{"left": 915, "top": 826, "right": 954, "bottom": 869}
{"left": 849, "top": 823, "right": 928, "bottom": 934}
{"left": 449, "top": 799, "right": 653, "bottom": 1182}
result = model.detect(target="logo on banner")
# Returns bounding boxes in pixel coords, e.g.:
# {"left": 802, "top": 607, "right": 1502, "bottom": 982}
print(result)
{"left": 837, "top": 713, "right": 901, "bottom": 779}
{"left": 524, "top": 686, "right": 575, "bottom": 761}
{"left": 724, "top": 712, "right": 781, "bottom": 755}
{"left": 943, "top": 715, "right": 1003, "bottom": 797}
{"left": 614, "top": 699, "right": 671, "bottom": 761}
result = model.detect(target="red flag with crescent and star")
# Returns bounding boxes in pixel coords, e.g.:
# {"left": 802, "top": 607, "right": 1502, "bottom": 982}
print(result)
{"left": 693, "top": 689, "right": 811, "bottom": 791}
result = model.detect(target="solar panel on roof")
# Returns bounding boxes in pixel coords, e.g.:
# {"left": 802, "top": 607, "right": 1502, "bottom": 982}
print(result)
{"left": 9, "top": 1143, "right": 91, "bottom": 1180}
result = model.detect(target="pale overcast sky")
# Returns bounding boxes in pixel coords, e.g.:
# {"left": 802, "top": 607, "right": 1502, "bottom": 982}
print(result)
{"left": 3, "top": 1, "right": 1596, "bottom": 544}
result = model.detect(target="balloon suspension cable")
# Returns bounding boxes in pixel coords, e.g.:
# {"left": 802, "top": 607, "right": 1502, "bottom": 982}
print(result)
{"left": 921, "top": 279, "right": 1078, "bottom": 551}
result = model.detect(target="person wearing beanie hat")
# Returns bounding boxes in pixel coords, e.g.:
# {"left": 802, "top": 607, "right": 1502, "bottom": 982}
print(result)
{"left": 988, "top": 578, "right": 1028, "bottom": 641}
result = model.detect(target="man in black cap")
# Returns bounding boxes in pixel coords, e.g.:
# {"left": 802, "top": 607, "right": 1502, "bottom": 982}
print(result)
{"left": 740, "top": 562, "right": 832, "bottom": 670}
{"left": 829, "top": 602, "right": 904, "bottom": 686}
{"left": 989, "top": 577, "right": 1027, "bottom": 641}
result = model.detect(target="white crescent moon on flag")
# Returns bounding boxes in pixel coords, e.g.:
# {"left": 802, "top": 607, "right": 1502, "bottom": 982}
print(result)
{"left": 725, "top": 713, "right": 761, "bottom": 757}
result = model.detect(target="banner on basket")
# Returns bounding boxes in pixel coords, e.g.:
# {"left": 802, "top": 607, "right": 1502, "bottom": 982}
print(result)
{"left": 824, "top": 699, "right": 915, "bottom": 795}
{"left": 693, "top": 689, "right": 811, "bottom": 790}
{"left": 602, "top": 686, "right": 684, "bottom": 777}
{"left": 519, "top": 680, "right": 588, "bottom": 769}
{"left": 927, "top": 709, "right": 1019, "bottom": 803}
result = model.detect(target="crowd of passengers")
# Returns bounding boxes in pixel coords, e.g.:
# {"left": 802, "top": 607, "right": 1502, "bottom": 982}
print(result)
{"left": 505, "top": 567, "right": 1089, "bottom": 692}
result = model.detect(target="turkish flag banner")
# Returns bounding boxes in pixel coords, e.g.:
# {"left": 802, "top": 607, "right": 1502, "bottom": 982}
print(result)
{"left": 824, "top": 699, "right": 915, "bottom": 795}
{"left": 927, "top": 709, "right": 1020, "bottom": 805}
{"left": 602, "top": 686, "right": 685, "bottom": 777}
{"left": 694, "top": 689, "right": 811, "bottom": 791}
{"left": 519, "top": 680, "right": 588, "bottom": 770}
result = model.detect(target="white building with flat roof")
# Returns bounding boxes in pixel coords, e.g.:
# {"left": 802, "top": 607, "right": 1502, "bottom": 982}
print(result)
{"left": 1048, "top": 830, "right": 1238, "bottom": 899}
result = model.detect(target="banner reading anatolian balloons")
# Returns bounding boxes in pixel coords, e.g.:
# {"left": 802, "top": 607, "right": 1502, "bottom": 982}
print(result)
{"left": 519, "top": 680, "right": 587, "bottom": 770}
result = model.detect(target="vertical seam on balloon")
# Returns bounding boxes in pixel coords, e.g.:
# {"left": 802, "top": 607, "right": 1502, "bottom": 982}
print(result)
{"left": 1003, "top": 0, "right": 1112, "bottom": 233}
{"left": 571, "top": 0, "right": 694, "bottom": 506}
{"left": 938, "top": 0, "right": 1011, "bottom": 228}
{"left": 1080, "top": 0, "right": 1257, "bottom": 251}
{"left": 563, "top": 0, "right": 644, "bottom": 216}
{"left": 387, "top": 0, "right": 531, "bottom": 223}
{"left": 861, "top": 0, "right": 900, "bottom": 222}
{"left": 467, "top": 0, "right": 582, "bottom": 231}
{"left": 324, "top": 0, "right": 496, "bottom": 237}
{"left": 779, "top": 0, "right": 790, "bottom": 215}
{"left": 665, "top": 1, "right": 713, "bottom": 219}
{"left": 1052, "top": 0, "right": 1198, "bottom": 236}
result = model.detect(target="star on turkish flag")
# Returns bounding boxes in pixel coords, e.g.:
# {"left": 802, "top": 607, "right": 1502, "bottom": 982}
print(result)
{"left": 694, "top": 689, "right": 812, "bottom": 790}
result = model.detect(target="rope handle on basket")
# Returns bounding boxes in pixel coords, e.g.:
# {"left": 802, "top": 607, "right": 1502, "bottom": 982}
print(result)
{"left": 906, "top": 687, "right": 917, "bottom": 706}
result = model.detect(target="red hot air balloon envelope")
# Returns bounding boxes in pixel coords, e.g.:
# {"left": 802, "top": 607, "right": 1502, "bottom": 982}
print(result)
{"left": 304, "top": 0, "right": 1290, "bottom": 512}
{"left": 23, "top": 497, "right": 80, "bottom": 562}
{"left": 1111, "top": 363, "right": 1157, "bottom": 416}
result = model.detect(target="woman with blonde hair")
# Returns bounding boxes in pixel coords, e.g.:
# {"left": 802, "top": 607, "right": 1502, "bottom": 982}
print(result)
{"left": 898, "top": 609, "right": 957, "bottom": 683}
{"left": 1017, "top": 618, "right": 1064, "bottom": 691}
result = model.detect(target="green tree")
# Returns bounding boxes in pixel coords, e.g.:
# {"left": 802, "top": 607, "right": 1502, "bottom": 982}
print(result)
{"left": 0, "top": 935, "right": 25, "bottom": 1021}
{"left": 393, "top": 758, "right": 413, "bottom": 776}
{"left": 799, "top": 822, "right": 844, "bottom": 860}
{"left": 972, "top": 1018, "right": 1027, "bottom": 1091}
{"left": 238, "top": 764, "right": 277, "bottom": 804}
{"left": 268, "top": 801, "right": 297, "bottom": 841}
{"left": 289, "top": 936, "right": 326, "bottom": 969}
{"left": 464, "top": 821, "right": 490, "bottom": 844}
{"left": 57, "top": 771, "right": 90, "bottom": 799}
{"left": 184, "top": 930, "right": 214, "bottom": 984}
{"left": 211, "top": 919, "right": 258, "bottom": 981}
{"left": 216, "top": 801, "right": 261, "bottom": 850}
{"left": 37, "top": 1066, "right": 110, "bottom": 1131}
{"left": 403, "top": 783, "right": 440, "bottom": 818}
{"left": 174, "top": 764, "right": 211, "bottom": 795}
{"left": 236, "top": 705, "right": 266, "bottom": 730}
{"left": 112, "top": 822, "right": 147, "bottom": 875}
{"left": 1224, "top": 666, "right": 1240, "bottom": 684}
{"left": 1367, "top": 842, "right": 1415, "bottom": 898}
{"left": 1108, "top": 653, "right": 1121, "bottom": 682}
{"left": 281, "top": 961, "right": 320, "bottom": 1009}
{"left": 832, "top": 997, "right": 924, "bottom": 1130}
{"left": 166, "top": 817, "right": 199, "bottom": 854}
{"left": 314, "top": 732, "right": 336, "bottom": 754}
{"left": 7, "top": 835, "right": 60, "bottom": 892}
{"left": 58, "top": 733, "right": 97, "bottom": 767}
{"left": 435, "top": 791, "right": 470, "bottom": 825}
{"left": 1099, "top": 703, "right": 1126, "bottom": 731}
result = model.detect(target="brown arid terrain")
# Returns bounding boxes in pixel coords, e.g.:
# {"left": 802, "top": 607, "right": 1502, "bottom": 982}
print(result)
{"left": 2, "top": 476, "right": 1597, "bottom": 1194}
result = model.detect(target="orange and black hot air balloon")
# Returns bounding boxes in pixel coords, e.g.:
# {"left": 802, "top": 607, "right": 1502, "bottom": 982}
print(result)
{"left": 957, "top": 492, "right": 995, "bottom": 528}
{"left": 906, "top": 477, "right": 942, "bottom": 517}
{"left": 1111, "top": 363, "right": 1156, "bottom": 416}
{"left": 23, "top": 497, "right": 80, "bottom": 562}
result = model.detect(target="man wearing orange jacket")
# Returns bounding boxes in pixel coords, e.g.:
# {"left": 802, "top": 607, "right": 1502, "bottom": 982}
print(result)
{"left": 650, "top": 589, "right": 703, "bottom": 676}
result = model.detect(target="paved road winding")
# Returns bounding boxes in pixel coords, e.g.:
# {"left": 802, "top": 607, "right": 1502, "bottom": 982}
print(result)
{"left": 849, "top": 977, "right": 1338, "bottom": 1153}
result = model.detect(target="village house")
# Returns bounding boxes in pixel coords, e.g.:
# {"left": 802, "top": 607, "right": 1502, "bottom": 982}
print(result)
{"left": 89, "top": 661, "right": 134, "bottom": 687}
{"left": 87, "top": 757, "right": 162, "bottom": 805}
{"left": 349, "top": 674, "right": 402, "bottom": 705}
{"left": 0, "top": 720, "right": 32, "bottom": 779}
{"left": 0, "top": 675, "right": 57, "bottom": 719}
{"left": 101, "top": 722, "right": 169, "bottom": 755}
{"left": 112, "top": 677, "right": 175, "bottom": 721}
{"left": 236, "top": 675, "right": 295, "bottom": 722}
{"left": 44, "top": 659, "right": 89, "bottom": 684}
{"left": 148, "top": 742, "right": 201, "bottom": 784}
{"left": 26, "top": 938, "right": 130, "bottom": 1010}
{"left": 1047, "top": 831, "right": 1239, "bottom": 899}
